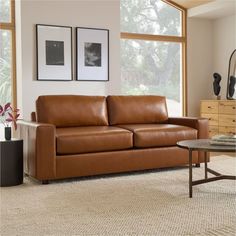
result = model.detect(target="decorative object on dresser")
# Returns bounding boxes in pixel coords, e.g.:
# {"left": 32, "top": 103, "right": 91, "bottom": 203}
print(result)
{"left": 228, "top": 76, "right": 236, "bottom": 98}
{"left": 226, "top": 49, "right": 236, "bottom": 100}
{"left": 213, "top": 72, "right": 221, "bottom": 99}
{"left": 36, "top": 24, "right": 73, "bottom": 81}
{"left": 200, "top": 100, "right": 236, "bottom": 137}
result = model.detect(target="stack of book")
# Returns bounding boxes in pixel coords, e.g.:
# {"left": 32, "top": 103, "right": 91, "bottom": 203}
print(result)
{"left": 210, "top": 134, "right": 236, "bottom": 146}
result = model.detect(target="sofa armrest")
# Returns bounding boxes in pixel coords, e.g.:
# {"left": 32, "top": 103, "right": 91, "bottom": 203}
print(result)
{"left": 168, "top": 117, "right": 209, "bottom": 139}
{"left": 168, "top": 117, "right": 209, "bottom": 163}
{"left": 16, "top": 120, "right": 56, "bottom": 181}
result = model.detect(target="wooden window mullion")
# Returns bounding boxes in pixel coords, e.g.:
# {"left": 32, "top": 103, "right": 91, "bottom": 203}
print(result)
{"left": 0, "top": 0, "right": 16, "bottom": 108}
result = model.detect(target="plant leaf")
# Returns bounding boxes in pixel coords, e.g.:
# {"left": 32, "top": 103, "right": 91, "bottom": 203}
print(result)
{"left": 4, "top": 103, "right": 11, "bottom": 112}
{"left": 8, "top": 112, "right": 13, "bottom": 119}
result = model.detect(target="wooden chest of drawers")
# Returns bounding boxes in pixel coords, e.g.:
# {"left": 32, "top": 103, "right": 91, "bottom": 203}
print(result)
{"left": 200, "top": 100, "right": 236, "bottom": 137}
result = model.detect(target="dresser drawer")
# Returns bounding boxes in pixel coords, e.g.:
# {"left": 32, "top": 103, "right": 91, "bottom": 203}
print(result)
{"left": 201, "top": 113, "right": 219, "bottom": 126}
{"left": 201, "top": 101, "right": 218, "bottom": 114}
{"left": 209, "top": 126, "right": 219, "bottom": 137}
{"left": 219, "top": 114, "right": 236, "bottom": 127}
{"left": 219, "top": 126, "right": 236, "bottom": 135}
{"left": 219, "top": 101, "right": 236, "bottom": 115}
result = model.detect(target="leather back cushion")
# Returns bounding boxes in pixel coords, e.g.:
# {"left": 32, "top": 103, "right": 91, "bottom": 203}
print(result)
{"left": 107, "top": 95, "right": 168, "bottom": 125}
{"left": 36, "top": 95, "right": 108, "bottom": 127}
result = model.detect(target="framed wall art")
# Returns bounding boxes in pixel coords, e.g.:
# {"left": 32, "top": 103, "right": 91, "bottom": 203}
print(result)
{"left": 76, "top": 27, "right": 109, "bottom": 81}
{"left": 36, "top": 24, "right": 72, "bottom": 81}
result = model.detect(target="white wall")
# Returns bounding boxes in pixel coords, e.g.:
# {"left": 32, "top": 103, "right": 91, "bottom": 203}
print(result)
{"left": 16, "top": 0, "right": 120, "bottom": 120}
{"left": 187, "top": 13, "right": 236, "bottom": 116}
{"left": 187, "top": 18, "right": 213, "bottom": 116}
{"left": 212, "top": 14, "right": 236, "bottom": 99}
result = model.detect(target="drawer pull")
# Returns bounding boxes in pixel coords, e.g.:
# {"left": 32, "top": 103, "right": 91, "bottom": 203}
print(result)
{"left": 233, "top": 120, "right": 235, "bottom": 122}
{"left": 233, "top": 107, "right": 236, "bottom": 109}
{"left": 207, "top": 106, "right": 212, "bottom": 109}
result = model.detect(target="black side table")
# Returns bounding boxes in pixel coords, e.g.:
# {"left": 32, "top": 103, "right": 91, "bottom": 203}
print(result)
{"left": 0, "top": 139, "right": 23, "bottom": 187}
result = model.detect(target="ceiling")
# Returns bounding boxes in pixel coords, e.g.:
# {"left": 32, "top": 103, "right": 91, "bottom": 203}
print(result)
{"left": 171, "top": 0, "right": 236, "bottom": 19}
{"left": 188, "top": 0, "right": 236, "bottom": 19}
{"left": 171, "top": 0, "right": 215, "bottom": 9}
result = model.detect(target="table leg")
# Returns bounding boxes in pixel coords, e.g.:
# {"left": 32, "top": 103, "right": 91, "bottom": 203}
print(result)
{"left": 189, "top": 149, "right": 193, "bottom": 198}
{"left": 204, "top": 151, "right": 208, "bottom": 179}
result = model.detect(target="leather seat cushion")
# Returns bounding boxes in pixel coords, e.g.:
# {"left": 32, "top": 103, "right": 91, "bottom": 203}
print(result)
{"left": 117, "top": 124, "right": 197, "bottom": 148}
{"left": 56, "top": 126, "right": 133, "bottom": 155}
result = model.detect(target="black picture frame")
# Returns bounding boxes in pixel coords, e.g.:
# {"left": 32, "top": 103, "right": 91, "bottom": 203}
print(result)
{"left": 36, "top": 24, "right": 73, "bottom": 81}
{"left": 76, "top": 27, "right": 109, "bottom": 82}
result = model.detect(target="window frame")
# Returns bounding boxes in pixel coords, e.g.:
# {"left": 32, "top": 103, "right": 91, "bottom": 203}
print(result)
{"left": 120, "top": 0, "right": 187, "bottom": 115}
{"left": 0, "top": 0, "right": 17, "bottom": 108}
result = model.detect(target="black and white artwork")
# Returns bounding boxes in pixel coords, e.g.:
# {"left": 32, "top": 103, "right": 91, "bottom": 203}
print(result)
{"left": 46, "top": 40, "right": 64, "bottom": 66}
{"left": 36, "top": 24, "right": 72, "bottom": 81}
{"left": 76, "top": 27, "right": 109, "bottom": 81}
{"left": 84, "top": 43, "right": 101, "bottom": 67}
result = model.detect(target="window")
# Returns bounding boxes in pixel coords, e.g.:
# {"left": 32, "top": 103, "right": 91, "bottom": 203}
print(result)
{"left": 0, "top": 0, "right": 16, "bottom": 107}
{"left": 120, "top": 0, "right": 186, "bottom": 116}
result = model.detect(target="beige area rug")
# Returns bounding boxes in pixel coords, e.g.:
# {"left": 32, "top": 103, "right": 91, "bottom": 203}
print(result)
{"left": 1, "top": 155, "right": 236, "bottom": 236}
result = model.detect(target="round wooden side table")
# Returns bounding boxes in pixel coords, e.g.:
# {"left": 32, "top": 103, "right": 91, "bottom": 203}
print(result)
{"left": 177, "top": 139, "right": 236, "bottom": 198}
{"left": 0, "top": 139, "right": 23, "bottom": 187}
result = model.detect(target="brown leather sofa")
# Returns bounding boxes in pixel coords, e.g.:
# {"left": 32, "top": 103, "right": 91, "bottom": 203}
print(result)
{"left": 18, "top": 95, "right": 209, "bottom": 183}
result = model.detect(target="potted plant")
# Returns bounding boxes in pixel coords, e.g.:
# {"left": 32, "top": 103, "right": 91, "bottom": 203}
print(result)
{"left": 0, "top": 103, "right": 20, "bottom": 140}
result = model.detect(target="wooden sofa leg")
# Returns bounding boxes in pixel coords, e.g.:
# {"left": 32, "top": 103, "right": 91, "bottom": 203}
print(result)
{"left": 195, "top": 163, "right": 200, "bottom": 168}
{"left": 42, "top": 180, "right": 49, "bottom": 185}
